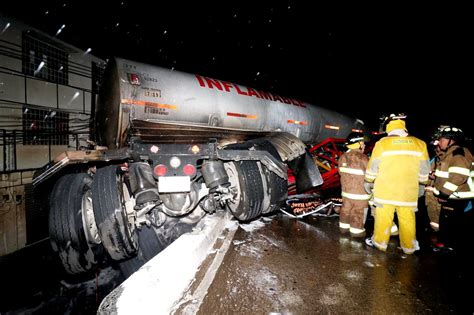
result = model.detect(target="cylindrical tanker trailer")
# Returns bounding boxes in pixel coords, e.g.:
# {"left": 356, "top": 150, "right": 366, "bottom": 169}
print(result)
{"left": 96, "top": 58, "right": 361, "bottom": 149}
{"left": 35, "top": 57, "right": 365, "bottom": 276}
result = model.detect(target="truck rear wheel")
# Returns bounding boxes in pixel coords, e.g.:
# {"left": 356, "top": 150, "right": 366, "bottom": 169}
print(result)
{"left": 117, "top": 225, "right": 165, "bottom": 278}
{"left": 49, "top": 173, "right": 101, "bottom": 275}
{"left": 251, "top": 140, "right": 288, "bottom": 212}
{"left": 226, "top": 139, "right": 287, "bottom": 215}
{"left": 92, "top": 165, "right": 138, "bottom": 261}
{"left": 224, "top": 161, "right": 265, "bottom": 221}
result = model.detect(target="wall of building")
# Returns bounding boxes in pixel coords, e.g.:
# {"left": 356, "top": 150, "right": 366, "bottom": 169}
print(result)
{"left": 0, "top": 15, "right": 105, "bottom": 255}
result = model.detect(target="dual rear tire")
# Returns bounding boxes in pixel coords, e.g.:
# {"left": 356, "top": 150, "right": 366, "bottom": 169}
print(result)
{"left": 91, "top": 165, "right": 138, "bottom": 261}
{"left": 49, "top": 173, "right": 101, "bottom": 275}
{"left": 49, "top": 165, "right": 140, "bottom": 275}
{"left": 224, "top": 140, "right": 287, "bottom": 221}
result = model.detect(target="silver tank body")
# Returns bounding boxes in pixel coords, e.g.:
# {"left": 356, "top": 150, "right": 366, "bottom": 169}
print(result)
{"left": 97, "top": 58, "right": 364, "bottom": 149}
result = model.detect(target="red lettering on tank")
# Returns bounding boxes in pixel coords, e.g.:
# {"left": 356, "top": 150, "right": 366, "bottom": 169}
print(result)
{"left": 222, "top": 81, "right": 234, "bottom": 92}
{"left": 234, "top": 84, "right": 248, "bottom": 96}
{"left": 281, "top": 96, "right": 292, "bottom": 104}
{"left": 205, "top": 78, "right": 223, "bottom": 90}
{"left": 258, "top": 90, "right": 273, "bottom": 101}
{"left": 195, "top": 75, "right": 206, "bottom": 87}
{"left": 246, "top": 88, "right": 260, "bottom": 98}
{"left": 195, "top": 75, "right": 306, "bottom": 108}
{"left": 272, "top": 94, "right": 284, "bottom": 103}
{"left": 291, "top": 98, "right": 306, "bottom": 108}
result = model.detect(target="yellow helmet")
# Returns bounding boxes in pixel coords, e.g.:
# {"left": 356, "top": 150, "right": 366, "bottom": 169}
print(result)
{"left": 380, "top": 113, "right": 407, "bottom": 133}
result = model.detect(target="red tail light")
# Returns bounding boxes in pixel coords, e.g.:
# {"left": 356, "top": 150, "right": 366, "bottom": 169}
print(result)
{"left": 154, "top": 164, "right": 167, "bottom": 176}
{"left": 183, "top": 164, "right": 196, "bottom": 176}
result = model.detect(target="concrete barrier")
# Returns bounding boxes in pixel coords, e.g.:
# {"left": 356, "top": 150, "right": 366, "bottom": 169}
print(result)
{"left": 98, "top": 211, "right": 233, "bottom": 314}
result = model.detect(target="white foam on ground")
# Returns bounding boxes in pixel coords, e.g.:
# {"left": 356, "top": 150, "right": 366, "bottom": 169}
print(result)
{"left": 239, "top": 219, "right": 266, "bottom": 232}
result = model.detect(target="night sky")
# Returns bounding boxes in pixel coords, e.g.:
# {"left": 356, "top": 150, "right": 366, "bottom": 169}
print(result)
{"left": 1, "top": 1, "right": 471, "bottom": 143}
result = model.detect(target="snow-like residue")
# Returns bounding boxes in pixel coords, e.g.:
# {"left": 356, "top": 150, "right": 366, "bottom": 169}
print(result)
{"left": 235, "top": 221, "right": 286, "bottom": 258}
{"left": 344, "top": 270, "right": 362, "bottom": 281}
{"left": 226, "top": 220, "right": 239, "bottom": 231}
{"left": 260, "top": 234, "right": 281, "bottom": 248}
{"left": 236, "top": 242, "right": 263, "bottom": 259}
{"left": 100, "top": 212, "right": 231, "bottom": 314}
{"left": 239, "top": 219, "right": 266, "bottom": 232}
{"left": 252, "top": 267, "right": 279, "bottom": 289}
{"left": 246, "top": 266, "right": 303, "bottom": 308}
{"left": 319, "top": 283, "right": 348, "bottom": 306}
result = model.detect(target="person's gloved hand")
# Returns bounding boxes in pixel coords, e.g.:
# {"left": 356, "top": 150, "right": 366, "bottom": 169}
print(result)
{"left": 364, "top": 182, "right": 374, "bottom": 195}
{"left": 418, "top": 185, "right": 425, "bottom": 198}
{"left": 425, "top": 186, "right": 435, "bottom": 193}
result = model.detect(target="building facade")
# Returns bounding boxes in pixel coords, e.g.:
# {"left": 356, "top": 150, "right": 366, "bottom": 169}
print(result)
{"left": 0, "top": 15, "right": 104, "bottom": 256}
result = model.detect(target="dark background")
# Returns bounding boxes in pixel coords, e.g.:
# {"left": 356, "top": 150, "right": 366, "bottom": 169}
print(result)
{"left": 2, "top": 1, "right": 472, "bottom": 143}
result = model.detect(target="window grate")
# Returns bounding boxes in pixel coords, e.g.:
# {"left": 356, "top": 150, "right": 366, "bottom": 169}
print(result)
{"left": 22, "top": 32, "right": 69, "bottom": 85}
{"left": 22, "top": 107, "right": 69, "bottom": 145}
{"left": 92, "top": 61, "right": 105, "bottom": 94}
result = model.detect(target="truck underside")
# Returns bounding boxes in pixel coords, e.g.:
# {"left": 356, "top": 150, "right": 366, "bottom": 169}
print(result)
{"left": 39, "top": 124, "right": 323, "bottom": 277}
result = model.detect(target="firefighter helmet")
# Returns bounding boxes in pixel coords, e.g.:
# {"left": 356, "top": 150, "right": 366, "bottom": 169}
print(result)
{"left": 431, "top": 125, "right": 449, "bottom": 143}
{"left": 434, "top": 126, "right": 465, "bottom": 143}
{"left": 345, "top": 131, "right": 365, "bottom": 146}
{"left": 380, "top": 113, "right": 407, "bottom": 132}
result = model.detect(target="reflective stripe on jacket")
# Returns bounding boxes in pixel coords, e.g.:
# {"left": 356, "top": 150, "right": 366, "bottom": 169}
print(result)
{"left": 338, "top": 150, "right": 369, "bottom": 200}
{"left": 433, "top": 145, "right": 474, "bottom": 200}
{"left": 365, "top": 135, "right": 430, "bottom": 206}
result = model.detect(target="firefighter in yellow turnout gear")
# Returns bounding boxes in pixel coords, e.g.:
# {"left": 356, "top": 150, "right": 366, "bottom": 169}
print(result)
{"left": 338, "top": 132, "right": 370, "bottom": 237}
{"left": 365, "top": 114, "right": 430, "bottom": 254}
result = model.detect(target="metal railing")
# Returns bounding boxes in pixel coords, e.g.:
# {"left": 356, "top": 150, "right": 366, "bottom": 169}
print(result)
{"left": 0, "top": 37, "right": 98, "bottom": 174}
{"left": 1, "top": 129, "right": 90, "bottom": 173}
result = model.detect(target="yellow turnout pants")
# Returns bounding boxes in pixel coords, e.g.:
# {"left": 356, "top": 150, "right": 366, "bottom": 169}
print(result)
{"left": 373, "top": 204, "right": 418, "bottom": 254}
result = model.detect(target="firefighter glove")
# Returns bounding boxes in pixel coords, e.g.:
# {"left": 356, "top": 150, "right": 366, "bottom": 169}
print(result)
{"left": 364, "top": 182, "right": 374, "bottom": 195}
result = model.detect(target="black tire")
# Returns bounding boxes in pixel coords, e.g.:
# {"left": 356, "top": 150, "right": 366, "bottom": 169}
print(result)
{"left": 251, "top": 139, "right": 288, "bottom": 211}
{"left": 92, "top": 165, "right": 138, "bottom": 261}
{"left": 226, "top": 139, "right": 287, "bottom": 215}
{"left": 225, "top": 160, "right": 265, "bottom": 221}
{"left": 49, "top": 173, "right": 100, "bottom": 275}
{"left": 118, "top": 225, "right": 165, "bottom": 278}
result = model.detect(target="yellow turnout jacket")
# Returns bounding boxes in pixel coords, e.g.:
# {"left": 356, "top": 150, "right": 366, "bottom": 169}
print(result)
{"left": 365, "top": 135, "right": 430, "bottom": 207}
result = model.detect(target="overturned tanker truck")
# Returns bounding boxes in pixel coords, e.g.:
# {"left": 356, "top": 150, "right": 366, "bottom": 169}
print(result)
{"left": 33, "top": 58, "right": 364, "bottom": 276}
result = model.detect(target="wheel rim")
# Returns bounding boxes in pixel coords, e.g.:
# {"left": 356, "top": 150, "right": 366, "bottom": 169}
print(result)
{"left": 117, "top": 174, "right": 138, "bottom": 248}
{"left": 81, "top": 188, "right": 101, "bottom": 245}
{"left": 224, "top": 162, "right": 241, "bottom": 212}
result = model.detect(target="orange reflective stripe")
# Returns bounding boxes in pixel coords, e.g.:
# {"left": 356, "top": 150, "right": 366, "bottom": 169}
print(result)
{"left": 324, "top": 124, "right": 340, "bottom": 130}
{"left": 121, "top": 98, "right": 177, "bottom": 110}
{"left": 287, "top": 119, "right": 307, "bottom": 125}
{"left": 227, "top": 112, "right": 257, "bottom": 119}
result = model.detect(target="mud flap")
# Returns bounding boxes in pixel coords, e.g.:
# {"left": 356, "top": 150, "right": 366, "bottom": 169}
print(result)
{"left": 288, "top": 150, "right": 323, "bottom": 193}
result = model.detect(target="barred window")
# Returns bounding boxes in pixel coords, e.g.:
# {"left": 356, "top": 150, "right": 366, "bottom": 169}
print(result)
{"left": 22, "top": 32, "right": 68, "bottom": 85}
{"left": 92, "top": 61, "right": 105, "bottom": 94}
{"left": 22, "top": 107, "right": 69, "bottom": 145}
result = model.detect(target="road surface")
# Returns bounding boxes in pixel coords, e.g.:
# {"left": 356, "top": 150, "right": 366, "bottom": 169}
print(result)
{"left": 1, "top": 210, "right": 472, "bottom": 314}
